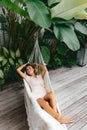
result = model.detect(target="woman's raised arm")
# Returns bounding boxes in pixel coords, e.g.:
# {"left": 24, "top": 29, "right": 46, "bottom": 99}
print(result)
{"left": 16, "top": 64, "right": 27, "bottom": 79}
{"left": 34, "top": 63, "right": 46, "bottom": 78}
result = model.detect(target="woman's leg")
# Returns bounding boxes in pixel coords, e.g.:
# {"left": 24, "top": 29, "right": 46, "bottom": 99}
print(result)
{"left": 43, "top": 91, "right": 58, "bottom": 112}
{"left": 37, "top": 98, "right": 73, "bottom": 124}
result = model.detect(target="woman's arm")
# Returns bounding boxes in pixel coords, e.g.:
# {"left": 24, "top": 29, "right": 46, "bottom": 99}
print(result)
{"left": 35, "top": 63, "right": 46, "bottom": 78}
{"left": 16, "top": 64, "right": 27, "bottom": 79}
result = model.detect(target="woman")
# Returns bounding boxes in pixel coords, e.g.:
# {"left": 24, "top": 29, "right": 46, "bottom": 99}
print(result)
{"left": 17, "top": 63, "right": 73, "bottom": 124}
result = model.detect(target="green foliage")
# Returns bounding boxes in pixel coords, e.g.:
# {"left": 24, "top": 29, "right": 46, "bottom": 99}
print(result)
{"left": 48, "top": 43, "right": 77, "bottom": 69}
{"left": 1, "top": 0, "right": 86, "bottom": 91}
{"left": 40, "top": 46, "right": 50, "bottom": 64}
{"left": 24, "top": 0, "right": 51, "bottom": 28}
{"left": 51, "top": 0, "right": 87, "bottom": 20}
{"left": 0, "top": 69, "right": 4, "bottom": 79}
{"left": 53, "top": 18, "right": 80, "bottom": 51}
{"left": 0, "top": 46, "right": 25, "bottom": 89}
{"left": 75, "top": 20, "right": 87, "bottom": 47}
{"left": 16, "top": 48, "right": 21, "bottom": 58}
{"left": 2, "top": 0, "right": 87, "bottom": 51}
{"left": 2, "top": 0, "right": 28, "bottom": 18}
{"left": 75, "top": 22, "right": 87, "bottom": 35}
{"left": 0, "top": 47, "right": 24, "bottom": 66}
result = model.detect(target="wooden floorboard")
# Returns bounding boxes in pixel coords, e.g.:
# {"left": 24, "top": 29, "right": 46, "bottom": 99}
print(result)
{"left": 49, "top": 65, "right": 87, "bottom": 130}
{"left": 0, "top": 83, "right": 29, "bottom": 130}
{"left": 0, "top": 65, "right": 87, "bottom": 130}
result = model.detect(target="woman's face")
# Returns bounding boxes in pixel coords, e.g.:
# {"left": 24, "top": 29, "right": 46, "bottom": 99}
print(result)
{"left": 26, "top": 66, "right": 34, "bottom": 76}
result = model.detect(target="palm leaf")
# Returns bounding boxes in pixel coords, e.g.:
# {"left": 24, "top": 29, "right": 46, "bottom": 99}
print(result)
{"left": 51, "top": 0, "right": 87, "bottom": 20}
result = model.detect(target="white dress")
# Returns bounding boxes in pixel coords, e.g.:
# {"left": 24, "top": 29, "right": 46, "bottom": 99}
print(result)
{"left": 25, "top": 74, "right": 47, "bottom": 99}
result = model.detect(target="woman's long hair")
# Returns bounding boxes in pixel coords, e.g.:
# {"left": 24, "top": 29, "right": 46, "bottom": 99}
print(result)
{"left": 25, "top": 63, "right": 38, "bottom": 76}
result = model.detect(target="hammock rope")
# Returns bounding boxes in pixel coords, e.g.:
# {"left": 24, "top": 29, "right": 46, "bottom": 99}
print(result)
{"left": 24, "top": 37, "right": 68, "bottom": 130}
{"left": 28, "top": 38, "right": 45, "bottom": 65}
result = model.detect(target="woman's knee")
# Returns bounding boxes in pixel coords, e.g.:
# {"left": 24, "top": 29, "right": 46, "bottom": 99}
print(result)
{"left": 37, "top": 98, "right": 49, "bottom": 107}
{"left": 48, "top": 91, "right": 55, "bottom": 98}
{"left": 37, "top": 98, "right": 43, "bottom": 104}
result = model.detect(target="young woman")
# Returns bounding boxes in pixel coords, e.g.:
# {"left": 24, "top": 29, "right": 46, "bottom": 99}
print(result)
{"left": 17, "top": 63, "right": 73, "bottom": 124}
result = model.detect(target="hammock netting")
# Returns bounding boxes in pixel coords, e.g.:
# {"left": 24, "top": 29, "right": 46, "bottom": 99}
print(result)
{"left": 24, "top": 39, "right": 68, "bottom": 130}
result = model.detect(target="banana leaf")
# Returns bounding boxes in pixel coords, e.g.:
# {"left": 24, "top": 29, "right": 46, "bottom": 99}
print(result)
{"left": 24, "top": 0, "right": 51, "bottom": 28}
{"left": 75, "top": 22, "right": 87, "bottom": 35}
{"left": 51, "top": 0, "right": 87, "bottom": 20}
{"left": 53, "top": 25, "right": 80, "bottom": 51}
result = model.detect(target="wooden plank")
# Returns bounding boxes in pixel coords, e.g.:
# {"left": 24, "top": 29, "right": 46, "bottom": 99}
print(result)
{"left": 0, "top": 65, "right": 87, "bottom": 130}
{"left": 80, "top": 125, "right": 87, "bottom": 130}
{"left": 67, "top": 114, "right": 87, "bottom": 130}
{"left": 0, "top": 84, "right": 29, "bottom": 130}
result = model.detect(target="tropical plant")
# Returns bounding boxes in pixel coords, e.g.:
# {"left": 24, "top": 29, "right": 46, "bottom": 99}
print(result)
{"left": 47, "top": 42, "right": 77, "bottom": 69}
{"left": 0, "top": 46, "right": 25, "bottom": 88}
{"left": 74, "top": 20, "right": 87, "bottom": 48}
{"left": 1, "top": 0, "right": 87, "bottom": 51}
{"left": 0, "top": 44, "right": 50, "bottom": 88}
{"left": 50, "top": 0, "right": 87, "bottom": 20}
{"left": 0, "top": 7, "right": 40, "bottom": 57}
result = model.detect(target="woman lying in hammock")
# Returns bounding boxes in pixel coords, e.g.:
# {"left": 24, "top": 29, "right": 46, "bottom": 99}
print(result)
{"left": 17, "top": 63, "right": 73, "bottom": 124}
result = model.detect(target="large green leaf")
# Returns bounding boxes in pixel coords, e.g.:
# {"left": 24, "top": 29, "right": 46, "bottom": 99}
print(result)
{"left": 0, "top": 69, "right": 4, "bottom": 79}
{"left": 9, "top": 58, "right": 14, "bottom": 65}
{"left": 2, "top": 58, "right": 8, "bottom": 66}
{"left": 24, "top": 0, "right": 51, "bottom": 28}
{"left": 0, "top": 55, "right": 4, "bottom": 62}
{"left": 75, "top": 22, "right": 87, "bottom": 35}
{"left": 2, "top": 47, "right": 9, "bottom": 57}
{"left": 53, "top": 25, "right": 80, "bottom": 51}
{"left": 52, "top": 17, "right": 76, "bottom": 25}
{"left": 10, "top": 50, "right": 15, "bottom": 59}
{"left": 18, "top": 58, "right": 23, "bottom": 65}
{"left": 16, "top": 48, "right": 21, "bottom": 57}
{"left": 2, "top": 0, "right": 28, "bottom": 17}
{"left": 51, "top": 0, "right": 87, "bottom": 20}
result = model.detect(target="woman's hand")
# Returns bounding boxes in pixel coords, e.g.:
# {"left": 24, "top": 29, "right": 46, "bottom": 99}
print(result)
{"left": 33, "top": 63, "right": 39, "bottom": 67}
{"left": 33, "top": 63, "right": 46, "bottom": 78}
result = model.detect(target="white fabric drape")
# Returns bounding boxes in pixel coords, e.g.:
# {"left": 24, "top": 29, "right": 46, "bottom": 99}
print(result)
{"left": 24, "top": 39, "right": 68, "bottom": 130}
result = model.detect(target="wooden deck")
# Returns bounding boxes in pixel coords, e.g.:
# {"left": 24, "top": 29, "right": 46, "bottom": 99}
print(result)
{"left": 0, "top": 65, "right": 87, "bottom": 130}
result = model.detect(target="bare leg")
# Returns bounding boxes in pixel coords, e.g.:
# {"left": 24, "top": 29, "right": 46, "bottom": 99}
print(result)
{"left": 44, "top": 91, "right": 58, "bottom": 112}
{"left": 37, "top": 98, "right": 73, "bottom": 124}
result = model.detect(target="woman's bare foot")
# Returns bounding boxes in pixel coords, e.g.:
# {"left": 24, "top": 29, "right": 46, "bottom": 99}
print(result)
{"left": 56, "top": 114, "right": 74, "bottom": 124}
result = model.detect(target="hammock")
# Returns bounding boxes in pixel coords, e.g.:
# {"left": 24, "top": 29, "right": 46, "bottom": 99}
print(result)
{"left": 23, "top": 39, "right": 68, "bottom": 130}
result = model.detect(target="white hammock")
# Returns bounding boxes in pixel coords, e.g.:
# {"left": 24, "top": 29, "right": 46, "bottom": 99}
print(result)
{"left": 23, "top": 39, "right": 68, "bottom": 130}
